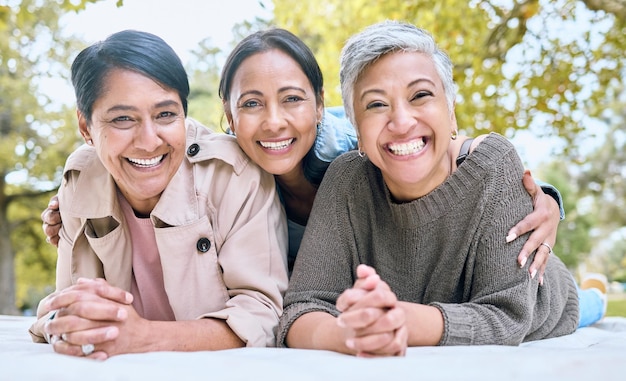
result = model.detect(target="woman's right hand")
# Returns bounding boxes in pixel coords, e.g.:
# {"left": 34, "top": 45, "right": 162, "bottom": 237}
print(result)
{"left": 43, "top": 278, "right": 134, "bottom": 360}
{"left": 336, "top": 264, "right": 407, "bottom": 357}
{"left": 41, "top": 195, "right": 62, "bottom": 247}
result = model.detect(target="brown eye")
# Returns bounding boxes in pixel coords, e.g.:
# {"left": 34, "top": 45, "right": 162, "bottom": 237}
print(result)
{"left": 242, "top": 100, "right": 261, "bottom": 108}
{"left": 366, "top": 101, "right": 386, "bottom": 110}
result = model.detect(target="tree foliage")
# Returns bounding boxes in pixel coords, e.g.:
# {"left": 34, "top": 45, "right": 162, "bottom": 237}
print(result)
{"left": 0, "top": 0, "right": 104, "bottom": 314}
{"left": 272, "top": 0, "right": 626, "bottom": 158}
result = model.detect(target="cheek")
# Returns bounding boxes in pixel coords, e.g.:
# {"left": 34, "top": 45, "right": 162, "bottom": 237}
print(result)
{"left": 232, "top": 115, "right": 260, "bottom": 140}
{"left": 356, "top": 121, "right": 377, "bottom": 145}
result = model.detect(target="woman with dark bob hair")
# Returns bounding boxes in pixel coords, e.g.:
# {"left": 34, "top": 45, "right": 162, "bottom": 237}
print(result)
{"left": 29, "top": 30, "right": 288, "bottom": 359}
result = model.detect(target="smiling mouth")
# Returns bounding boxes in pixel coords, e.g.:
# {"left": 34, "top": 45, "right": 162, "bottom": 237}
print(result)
{"left": 387, "top": 138, "right": 426, "bottom": 156}
{"left": 259, "top": 138, "right": 294, "bottom": 150}
{"left": 127, "top": 155, "right": 165, "bottom": 167}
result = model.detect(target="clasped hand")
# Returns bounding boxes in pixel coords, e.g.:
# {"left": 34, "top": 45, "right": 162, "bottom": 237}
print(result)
{"left": 42, "top": 278, "right": 135, "bottom": 360}
{"left": 335, "top": 264, "right": 407, "bottom": 357}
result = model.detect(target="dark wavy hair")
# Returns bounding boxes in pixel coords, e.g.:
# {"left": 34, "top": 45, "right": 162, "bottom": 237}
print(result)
{"left": 218, "top": 28, "right": 323, "bottom": 106}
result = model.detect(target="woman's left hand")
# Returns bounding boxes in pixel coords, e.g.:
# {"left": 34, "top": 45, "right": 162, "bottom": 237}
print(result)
{"left": 506, "top": 170, "right": 560, "bottom": 285}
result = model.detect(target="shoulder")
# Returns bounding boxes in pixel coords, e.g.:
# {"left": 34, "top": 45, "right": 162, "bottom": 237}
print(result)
{"left": 313, "top": 108, "right": 358, "bottom": 162}
{"left": 61, "top": 144, "right": 110, "bottom": 191}
{"left": 320, "top": 151, "right": 373, "bottom": 192}
{"left": 63, "top": 144, "right": 98, "bottom": 173}
{"left": 184, "top": 117, "right": 254, "bottom": 176}
{"left": 470, "top": 133, "right": 520, "bottom": 168}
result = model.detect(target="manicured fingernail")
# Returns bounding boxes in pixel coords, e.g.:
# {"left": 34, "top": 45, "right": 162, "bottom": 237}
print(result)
{"left": 345, "top": 339, "right": 355, "bottom": 349}
{"left": 117, "top": 308, "right": 127, "bottom": 320}
{"left": 531, "top": 269, "right": 537, "bottom": 279}
{"left": 519, "top": 256, "right": 527, "bottom": 268}
{"left": 105, "top": 328, "right": 116, "bottom": 340}
{"left": 506, "top": 233, "right": 517, "bottom": 243}
{"left": 539, "top": 276, "right": 544, "bottom": 286}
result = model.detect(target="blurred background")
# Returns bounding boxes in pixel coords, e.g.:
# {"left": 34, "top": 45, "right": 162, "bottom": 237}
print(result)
{"left": 0, "top": 0, "right": 624, "bottom": 316}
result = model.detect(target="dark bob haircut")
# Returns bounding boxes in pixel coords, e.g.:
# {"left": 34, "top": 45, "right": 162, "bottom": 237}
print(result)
{"left": 71, "top": 29, "right": 189, "bottom": 122}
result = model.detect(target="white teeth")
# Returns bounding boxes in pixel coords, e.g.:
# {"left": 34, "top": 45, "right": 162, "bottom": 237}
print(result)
{"left": 127, "top": 155, "right": 163, "bottom": 167}
{"left": 388, "top": 139, "right": 425, "bottom": 156}
{"left": 259, "top": 138, "right": 294, "bottom": 150}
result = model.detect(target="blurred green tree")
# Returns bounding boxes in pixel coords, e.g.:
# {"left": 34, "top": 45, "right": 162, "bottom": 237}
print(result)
{"left": 272, "top": 0, "right": 626, "bottom": 159}
{"left": 0, "top": 0, "right": 104, "bottom": 314}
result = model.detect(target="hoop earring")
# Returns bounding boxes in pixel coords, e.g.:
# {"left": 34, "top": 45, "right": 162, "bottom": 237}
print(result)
{"left": 357, "top": 144, "right": 366, "bottom": 158}
{"left": 451, "top": 129, "right": 458, "bottom": 140}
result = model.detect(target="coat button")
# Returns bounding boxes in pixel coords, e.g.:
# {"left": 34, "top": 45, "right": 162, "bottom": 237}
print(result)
{"left": 187, "top": 143, "right": 200, "bottom": 157}
{"left": 196, "top": 237, "right": 211, "bottom": 253}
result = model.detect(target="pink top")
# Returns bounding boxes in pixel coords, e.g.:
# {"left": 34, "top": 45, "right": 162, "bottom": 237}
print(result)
{"left": 119, "top": 192, "right": 175, "bottom": 321}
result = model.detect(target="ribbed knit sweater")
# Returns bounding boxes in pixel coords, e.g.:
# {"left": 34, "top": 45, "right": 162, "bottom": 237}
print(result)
{"left": 278, "top": 133, "right": 579, "bottom": 347}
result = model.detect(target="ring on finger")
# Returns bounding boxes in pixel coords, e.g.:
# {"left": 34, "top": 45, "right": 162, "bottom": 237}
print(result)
{"left": 81, "top": 343, "right": 95, "bottom": 356}
{"left": 540, "top": 242, "right": 553, "bottom": 255}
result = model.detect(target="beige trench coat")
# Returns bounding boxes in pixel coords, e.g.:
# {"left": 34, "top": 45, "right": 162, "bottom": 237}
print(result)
{"left": 30, "top": 119, "right": 288, "bottom": 347}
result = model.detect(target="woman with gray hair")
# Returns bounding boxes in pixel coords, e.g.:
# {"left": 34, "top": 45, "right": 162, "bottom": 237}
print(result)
{"left": 277, "top": 21, "right": 580, "bottom": 357}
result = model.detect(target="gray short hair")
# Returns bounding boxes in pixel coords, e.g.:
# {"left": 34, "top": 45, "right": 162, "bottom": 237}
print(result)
{"left": 339, "top": 20, "right": 456, "bottom": 126}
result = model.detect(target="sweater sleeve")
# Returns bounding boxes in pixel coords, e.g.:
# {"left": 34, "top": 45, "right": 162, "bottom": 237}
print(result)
{"left": 431, "top": 136, "right": 576, "bottom": 345}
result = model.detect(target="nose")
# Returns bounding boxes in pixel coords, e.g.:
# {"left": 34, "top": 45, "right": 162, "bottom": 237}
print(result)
{"left": 134, "top": 119, "right": 162, "bottom": 152}
{"left": 388, "top": 101, "right": 417, "bottom": 134}
{"left": 261, "top": 103, "right": 286, "bottom": 132}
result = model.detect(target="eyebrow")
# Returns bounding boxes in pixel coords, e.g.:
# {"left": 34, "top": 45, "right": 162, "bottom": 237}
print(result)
{"left": 359, "top": 78, "right": 436, "bottom": 101}
{"left": 237, "top": 86, "right": 308, "bottom": 102}
{"left": 105, "top": 99, "right": 181, "bottom": 114}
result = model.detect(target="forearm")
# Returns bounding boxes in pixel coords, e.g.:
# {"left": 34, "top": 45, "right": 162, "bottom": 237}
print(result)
{"left": 399, "top": 302, "right": 444, "bottom": 346}
{"left": 286, "top": 311, "right": 354, "bottom": 355}
{"left": 142, "top": 318, "right": 245, "bottom": 352}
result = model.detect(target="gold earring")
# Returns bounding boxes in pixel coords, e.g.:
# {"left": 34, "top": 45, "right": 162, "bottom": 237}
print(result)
{"left": 451, "top": 130, "right": 458, "bottom": 140}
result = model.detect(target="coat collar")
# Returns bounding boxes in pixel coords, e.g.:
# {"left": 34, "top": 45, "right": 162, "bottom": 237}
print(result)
{"left": 62, "top": 118, "right": 250, "bottom": 227}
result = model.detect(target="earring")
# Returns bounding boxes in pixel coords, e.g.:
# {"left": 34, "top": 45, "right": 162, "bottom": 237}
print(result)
{"left": 451, "top": 130, "right": 458, "bottom": 140}
{"left": 87, "top": 139, "right": 93, "bottom": 145}
{"left": 357, "top": 143, "right": 365, "bottom": 158}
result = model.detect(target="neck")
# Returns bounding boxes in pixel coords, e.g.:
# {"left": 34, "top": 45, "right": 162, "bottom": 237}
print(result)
{"left": 275, "top": 166, "right": 318, "bottom": 225}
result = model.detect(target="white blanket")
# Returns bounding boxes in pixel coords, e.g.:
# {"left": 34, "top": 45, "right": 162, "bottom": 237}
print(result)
{"left": 2, "top": 315, "right": 624, "bottom": 380}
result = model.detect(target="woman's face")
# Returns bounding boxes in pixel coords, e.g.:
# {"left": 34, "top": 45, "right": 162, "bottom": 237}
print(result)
{"left": 225, "top": 49, "right": 322, "bottom": 177}
{"left": 352, "top": 51, "right": 457, "bottom": 202}
{"left": 79, "top": 69, "right": 187, "bottom": 214}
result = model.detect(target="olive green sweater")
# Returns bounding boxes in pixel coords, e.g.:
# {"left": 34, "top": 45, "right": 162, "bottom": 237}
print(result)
{"left": 278, "top": 133, "right": 578, "bottom": 347}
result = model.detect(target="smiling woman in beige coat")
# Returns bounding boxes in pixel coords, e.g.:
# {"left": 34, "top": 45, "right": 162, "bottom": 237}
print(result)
{"left": 28, "top": 30, "right": 288, "bottom": 360}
